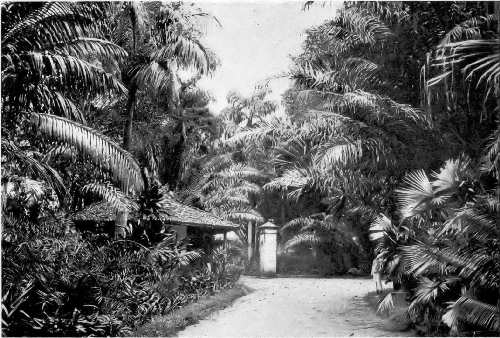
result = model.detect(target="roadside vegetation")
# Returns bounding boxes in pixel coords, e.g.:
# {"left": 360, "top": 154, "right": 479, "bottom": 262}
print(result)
{"left": 1, "top": 1, "right": 499, "bottom": 337}
{"left": 1, "top": 2, "right": 242, "bottom": 336}
{"left": 134, "top": 284, "right": 250, "bottom": 337}
{"left": 194, "top": 1, "right": 499, "bottom": 336}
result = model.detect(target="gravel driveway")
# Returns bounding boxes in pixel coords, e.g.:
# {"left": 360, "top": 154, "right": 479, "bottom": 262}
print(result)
{"left": 178, "top": 276, "right": 408, "bottom": 337}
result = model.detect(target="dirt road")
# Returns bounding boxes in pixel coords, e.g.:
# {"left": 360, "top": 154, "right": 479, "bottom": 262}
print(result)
{"left": 178, "top": 276, "right": 407, "bottom": 337}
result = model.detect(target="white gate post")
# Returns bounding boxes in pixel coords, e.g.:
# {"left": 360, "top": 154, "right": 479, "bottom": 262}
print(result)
{"left": 259, "top": 220, "right": 278, "bottom": 276}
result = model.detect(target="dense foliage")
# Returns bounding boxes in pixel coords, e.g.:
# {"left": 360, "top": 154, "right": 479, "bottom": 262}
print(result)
{"left": 186, "top": 1, "right": 499, "bottom": 334}
{"left": 2, "top": 214, "right": 242, "bottom": 336}
{"left": 1, "top": 2, "right": 242, "bottom": 336}
{"left": 1, "top": 1, "right": 499, "bottom": 337}
{"left": 282, "top": 1, "right": 499, "bottom": 335}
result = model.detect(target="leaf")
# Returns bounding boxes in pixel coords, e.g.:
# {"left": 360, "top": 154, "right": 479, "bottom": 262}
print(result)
{"left": 451, "top": 296, "right": 499, "bottom": 332}
{"left": 395, "top": 170, "right": 435, "bottom": 219}
{"left": 369, "top": 214, "right": 392, "bottom": 241}
{"left": 431, "top": 157, "right": 469, "bottom": 194}
{"left": 82, "top": 182, "right": 138, "bottom": 212}
{"left": 32, "top": 113, "right": 144, "bottom": 194}
{"left": 2, "top": 140, "right": 68, "bottom": 202}
{"left": 284, "top": 232, "right": 323, "bottom": 250}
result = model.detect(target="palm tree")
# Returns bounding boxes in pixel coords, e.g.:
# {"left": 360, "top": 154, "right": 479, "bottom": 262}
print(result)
{"left": 424, "top": 3, "right": 499, "bottom": 163}
{"left": 160, "top": 78, "right": 220, "bottom": 188}
{"left": 220, "top": 82, "right": 277, "bottom": 129}
{"left": 180, "top": 152, "right": 266, "bottom": 239}
{"left": 1, "top": 2, "right": 145, "bottom": 200}
{"left": 103, "top": 2, "right": 217, "bottom": 150}
{"left": 370, "top": 157, "right": 499, "bottom": 335}
{"left": 280, "top": 209, "right": 369, "bottom": 273}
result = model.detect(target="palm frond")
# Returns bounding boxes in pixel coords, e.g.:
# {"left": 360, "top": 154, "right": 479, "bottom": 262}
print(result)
{"left": 431, "top": 157, "right": 469, "bottom": 194}
{"left": 2, "top": 2, "right": 101, "bottom": 44}
{"left": 482, "top": 124, "right": 500, "bottom": 177}
{"left": 178, "top": 249, "right": 203, "bottom": 266}
{"left": 395, "top": 170, "right": 436, "bottom": 219}
{"left": 440, "top": 208, "right": 498, "bottom": 240}
{"left": 348, "top": 2, "right": 409, "bottom": 24}
{"left": 53, "top": 38, "right": 128, "bottom": 61}
{"left": 369, "top": 213, "right": 392, "bottom": 241}
{"left": 448, "top": 296, "right": 500, "bottom": 332}
{"left": 32, "top": 113, "right": 144, "bottom": 194}
{"left": 153, "top": 35, "right": 210, "bottom": 74}
{"left": 12, "top": 51, "right": 127, "bottom": 95}
{"left": 263, "top": 169, "right": 310, "bottom": 194}
{"left": 432, "top": 39, "right": 500, "bottom": 98}
{"left": 314, "top": 139, "right": 364, "bottom": 169}
{"left": 32, "top": 86, "right": 86, "bottom": 122}
{"left": 132, "top": 61, "right": 179, "bottom": 96}
{"left": 411, "top": 277, "right": 460, "bottom": 307}
{"left": 284, "top": 232, "right": 323, "bottom": 250}
{"left": 377, "top": 292, "right": 395, "bottom": 314}
{"left": 81, "top": 182, "right": 138, "bottom": 212}
{"left": 217, "top": 164, "right": 266, "bottom": 181}
{"left": 2, "top": 140, "right": 67, "bottom": 202}
{"left": 280, "top": 217, "right": 315, "bottom": 235}
{"left": 440, "top": 14, "right": 496, "bottom": 45}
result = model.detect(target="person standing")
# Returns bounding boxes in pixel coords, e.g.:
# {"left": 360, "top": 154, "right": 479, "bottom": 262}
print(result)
{"left": 371, "top": 253, "right": 384, "bottom": 294}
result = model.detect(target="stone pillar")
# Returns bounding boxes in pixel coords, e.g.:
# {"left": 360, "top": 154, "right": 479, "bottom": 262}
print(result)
{"left": 259, "top": 220, "right": 278, "bottom": 276}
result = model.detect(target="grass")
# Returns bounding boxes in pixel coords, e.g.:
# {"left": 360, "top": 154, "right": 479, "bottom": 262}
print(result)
{"left": 133, "top": 284, "right": 252, "bottom": 337}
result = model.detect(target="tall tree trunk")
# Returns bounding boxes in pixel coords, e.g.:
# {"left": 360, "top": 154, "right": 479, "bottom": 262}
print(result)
{"left": 280, "top": 201, "right": 286, "bottom": 225}
{"left": 495, "top": 3, "right": 500, "bottom": 334}
{"left": 123, "top": 85, "right": 137, "bottom": 150}
{"left": 161, "top": 117, "right": 185, "bottom": 187}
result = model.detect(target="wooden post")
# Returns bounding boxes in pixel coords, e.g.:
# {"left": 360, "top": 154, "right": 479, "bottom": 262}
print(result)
{"left": 114, "top": 209, "right": 128, "bottom": 240}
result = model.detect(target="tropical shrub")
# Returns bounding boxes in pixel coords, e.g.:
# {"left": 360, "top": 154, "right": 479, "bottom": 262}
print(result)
{"left": 1, "top": 213, "right": 243, "bottom": 337}
{"left": 370, "top": 157, "right": 499, "bottom": 336}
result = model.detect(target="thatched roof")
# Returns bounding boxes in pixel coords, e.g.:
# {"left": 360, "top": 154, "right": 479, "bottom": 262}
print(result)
{"left": 71, "top": 194, "right": 238, "bottom": 231}
{"left": 158, "top": 194, "right": 238, "bottom": 231}
{"left": 72, "top": 202, "right": 119, "bottom": 222}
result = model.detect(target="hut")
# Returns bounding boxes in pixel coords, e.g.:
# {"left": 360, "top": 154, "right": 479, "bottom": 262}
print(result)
{"left": 71, "top": 192, "right": 238, "bottom": 248}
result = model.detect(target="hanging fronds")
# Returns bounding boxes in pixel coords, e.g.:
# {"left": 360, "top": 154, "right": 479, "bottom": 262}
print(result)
{"left": 1, "top": 140, "right": 68, "bottom": 202}
{"left": 445, "top": 296, "right": 500, "bottom": 332}
{"left": 132, "top": 61, "right": 179, "bottom": 96}
{"left": 280, "top": 217, "right": 315, "bottom": 235}
{"left": 284, "top": 232, "right": 323, "bottom": 250}
{"left": 32, "top": 113, "right": 144, "bottom": 194}
{"left": 81, "top": 182, "right": 139, "bottom": 212}
{"left": 153, "top": 35, "right": 210, "bottom": 74}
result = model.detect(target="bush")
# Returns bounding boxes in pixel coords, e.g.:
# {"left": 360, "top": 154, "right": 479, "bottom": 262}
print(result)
{"left": 370, "top": 158, "right": 500, "bottom": 336}
{"left": 1, "top": 215, "right": 244, "bottom": 337}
